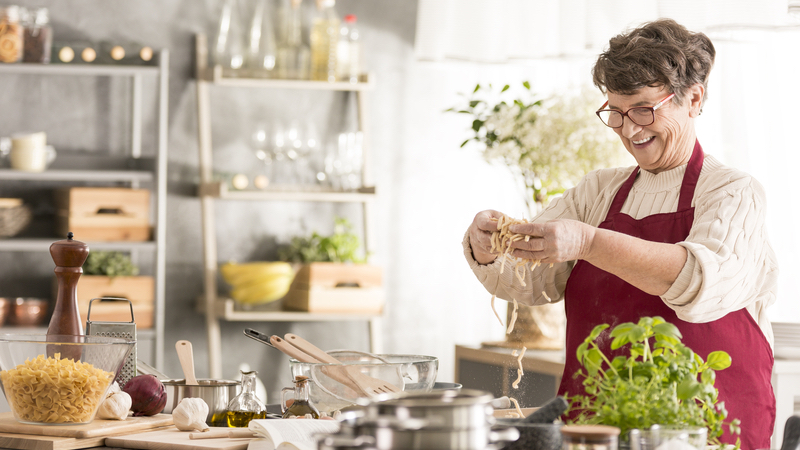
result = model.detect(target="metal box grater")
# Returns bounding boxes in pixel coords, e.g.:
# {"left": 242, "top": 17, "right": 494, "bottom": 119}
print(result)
{"left": 86, "top": 297, "right": 137, "bottom": 387}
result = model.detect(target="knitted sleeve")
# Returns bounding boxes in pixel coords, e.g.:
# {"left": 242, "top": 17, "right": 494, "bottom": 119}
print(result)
{"left": 662, "top": 169, "right": 779, "bottom": 326}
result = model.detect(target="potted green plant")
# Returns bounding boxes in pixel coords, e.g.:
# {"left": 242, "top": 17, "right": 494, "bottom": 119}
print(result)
{"left": 278, "top": 217, "right": 382, "bottom": 313}
{"left": 76, "top": 251, "right": 154, "bottom": 328}
{"left": 566, "top": 316, "right": 741, "bottom": 448}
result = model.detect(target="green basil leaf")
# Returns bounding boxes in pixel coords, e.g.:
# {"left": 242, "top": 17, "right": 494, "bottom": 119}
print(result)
{"left": 705, "top": 351, "right": 732, "bottom": 370}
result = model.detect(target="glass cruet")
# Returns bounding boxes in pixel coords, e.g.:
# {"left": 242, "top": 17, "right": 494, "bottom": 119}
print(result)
{"left": 226, "top": 370, "right": 267, "bottom": 427}
{"left": 281, "top": 375, "right": 320, "bottom": 419}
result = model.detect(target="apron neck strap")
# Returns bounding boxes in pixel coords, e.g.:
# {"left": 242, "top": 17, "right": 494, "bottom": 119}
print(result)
{"left": 609, "top": 139, "right": 705, "bottom": 215}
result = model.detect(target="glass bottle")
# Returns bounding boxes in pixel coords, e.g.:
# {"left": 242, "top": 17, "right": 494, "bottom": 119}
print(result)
{"left": 276, "top": 0, "right": 309, "bottom": 79}
{"left": 22, "top": 7, "right": 52, "bottom": 63}
{"left": 281, "top": 375, "right": 320, "bottom": 419}
{"left": 309, "top": 0, "right": 339, "bottom": 82}
{"left": 0, "top": 6, "right": 23, "bottom": 63}
{"left": 246, "top": 0, "right": 277, "bottom": 77}
{"left": 213, "top": 0, "right": 246, "bottom": 76}
{"left": 226, "top": 370, "right": 267, "bottom": 427}
{"left": 336, "top": 14, "right": 360, "bottom": 83}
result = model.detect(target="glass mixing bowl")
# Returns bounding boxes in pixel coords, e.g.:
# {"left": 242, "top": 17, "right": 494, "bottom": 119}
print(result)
{"left": 289, "top": 351, "right": 438, "bottom": 413}
{"left": 0, "top": 334, "right": 135, "bottom": 425}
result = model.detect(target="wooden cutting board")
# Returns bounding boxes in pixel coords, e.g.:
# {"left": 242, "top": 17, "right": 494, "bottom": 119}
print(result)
{"left": 105, "top": 428, "right": 253, "bottom": 450}
{"left": 0, "top": 431, "right": 106, "bottom": 450}
{"left": 0, "top": 412, "right": 173, "bottom": 438}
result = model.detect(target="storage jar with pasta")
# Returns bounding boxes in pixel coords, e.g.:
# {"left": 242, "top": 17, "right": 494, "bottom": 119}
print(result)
{"left": 0, "top": 334, "right": 135, "bottom": 424}
{"left": 0, "top": 6, "right": 23, "bottom": 63}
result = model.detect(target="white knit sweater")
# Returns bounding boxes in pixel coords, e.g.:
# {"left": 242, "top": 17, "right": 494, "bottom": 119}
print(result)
{"left": 463, "top": 154, "right": 778, "bottom": 348}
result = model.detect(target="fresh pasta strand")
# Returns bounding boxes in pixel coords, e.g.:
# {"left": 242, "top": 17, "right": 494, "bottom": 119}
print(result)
{"left": 512, "top": 346, "right": 527, "bottom": 389}
{"left": 509, "top": 397, "right": 525, "bottom": 418}
{"left": 491, "top": 294, "right": 504, "bottom": 327}
{"left": 506, "top": 299, "right": 519, "bottom": 335}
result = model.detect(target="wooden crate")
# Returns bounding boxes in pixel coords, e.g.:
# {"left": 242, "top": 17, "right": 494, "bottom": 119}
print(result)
{"left": 55, "top": 187, "right": 150, "bottom": 241}
{"left": 76, "top": 275, "right": 154, "bottom": 328}
{"left": 282, "top": 263, "right": 384, "bottom": 313}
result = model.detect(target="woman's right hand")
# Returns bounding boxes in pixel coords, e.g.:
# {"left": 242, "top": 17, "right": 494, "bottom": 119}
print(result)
{"left": 468, "top": 210, "right": 503, "bottom": 265}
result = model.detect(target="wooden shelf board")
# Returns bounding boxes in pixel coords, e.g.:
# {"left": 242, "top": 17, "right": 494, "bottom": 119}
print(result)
{"left": 200, "top": 297, "right": 380, "bottom": 322}
{"left": 0, "top": 168, "right": 153, "bottom": 183}
{"left": 199, "top": 181, "right": 376, "bottom": 202}
{"left": 0, "top": 239, "right": 157, "bottom": 252}
{"left": 0, "top": 63, "right": 159, "bottom": 77}
{"left": 0, "top": 326, "right": 156, "bottom": 339}
{"left": 199, "top": 66, "right": 375, "bottom": 91}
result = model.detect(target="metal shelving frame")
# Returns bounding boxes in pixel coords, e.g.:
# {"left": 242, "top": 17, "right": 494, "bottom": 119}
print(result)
{"left": 0, "top": 53, "right": 169, "bottom": 370}
{"left": 194, "top": 34, "right": 382, "bottom": 379}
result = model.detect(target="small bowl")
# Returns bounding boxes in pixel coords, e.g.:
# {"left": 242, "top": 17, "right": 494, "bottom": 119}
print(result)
{"left": 290, "top": 352, "right": 439, "bottom": 413}
{"left": 0, "top": 334, "right": 135, "bottom": 425}
{"left": 10, "top": 298, "right": 48, "bottom": 326}
{"left": 495, "top": 419, "right": 564, "bottom": 450}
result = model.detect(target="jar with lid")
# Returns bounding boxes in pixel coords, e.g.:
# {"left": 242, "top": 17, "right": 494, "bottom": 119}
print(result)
{"left": 22, "top": 7, "right": 52, "bottom": 63}
{"left": 560, "top": 424, "right": 621, "bottom": 450}
{"left": 0, "top": 6, "right": 24, "bottom": 63}
{"left": 225, "top": 370, "right": 267, "bottom": 427}
{"left": 281, "top": 375, "right": 320, "bottom": 419}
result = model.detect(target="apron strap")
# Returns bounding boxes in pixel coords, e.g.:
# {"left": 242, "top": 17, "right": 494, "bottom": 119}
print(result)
{"left": 608, "top": 166, "right": 639, "bottom": 215}
{"left": 678, "top": 139, "right": 704, "bottom": 211}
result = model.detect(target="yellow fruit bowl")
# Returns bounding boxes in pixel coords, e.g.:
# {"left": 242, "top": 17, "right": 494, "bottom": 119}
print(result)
{"left": 220, "top": 261, "right": 295, "bottom": 305}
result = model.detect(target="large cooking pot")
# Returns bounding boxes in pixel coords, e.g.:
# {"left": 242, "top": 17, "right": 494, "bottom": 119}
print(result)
{"left": 161, "top": 378, "right": 240, "bottom": 426}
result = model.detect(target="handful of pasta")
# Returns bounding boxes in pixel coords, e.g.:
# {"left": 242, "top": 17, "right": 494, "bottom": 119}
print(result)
{"left": 0, "top": 353, "right": 115, "bottom": 424}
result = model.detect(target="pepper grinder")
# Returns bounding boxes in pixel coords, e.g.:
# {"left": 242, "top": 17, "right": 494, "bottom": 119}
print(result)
{"left": 48, "top": 232, "right": 89, "bottom": 337}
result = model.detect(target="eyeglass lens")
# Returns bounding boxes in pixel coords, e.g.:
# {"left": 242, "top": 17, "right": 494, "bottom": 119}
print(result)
{"left": 598, "top": 108, "right": 655, "bottom": 127}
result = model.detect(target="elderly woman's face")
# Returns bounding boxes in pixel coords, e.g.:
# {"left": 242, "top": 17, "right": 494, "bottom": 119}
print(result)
{"left": 607, "top": 85, "right": 701, "bottom": 174}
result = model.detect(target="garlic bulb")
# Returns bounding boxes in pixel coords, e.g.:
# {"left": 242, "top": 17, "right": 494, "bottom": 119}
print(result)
{"left": 97, "top": 382, "right": 132, "bottom": 420}
{"left": 173, "top": 397, "right": 210, "bottom": 432}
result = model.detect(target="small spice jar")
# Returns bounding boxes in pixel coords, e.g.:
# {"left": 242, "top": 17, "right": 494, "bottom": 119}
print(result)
{"left": 0, "top": 6, "right": 23, "bottom": 63}
{"left": 22, "top": 7, "right": 52, "bottom": 63}
{"left": 561, "top": 425, "right": 621, "bottom": 450}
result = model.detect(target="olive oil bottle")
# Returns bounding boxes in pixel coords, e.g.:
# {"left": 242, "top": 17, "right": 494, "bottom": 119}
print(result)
{"left": 225, "top": 370, "right": 267, "bottom": 427}
{"left": 281, "top": 375, "right": 320, "bottom": 419}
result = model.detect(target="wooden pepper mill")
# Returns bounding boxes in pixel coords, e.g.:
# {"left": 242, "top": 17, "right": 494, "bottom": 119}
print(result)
{"left": 48, "top": 232, "right": 89, "bottom": 338}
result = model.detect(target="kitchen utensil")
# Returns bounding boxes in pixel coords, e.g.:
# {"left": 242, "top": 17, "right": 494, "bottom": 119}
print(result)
{"left": 176, "top": 339, "right": 199, "bottom": 385}
{"left": 0, "top": 333, "right": 135, "bottom": 425}
{"left": 518, "top": 396, "right": 568, "bottom": 424}
{"left": 85, "top": 297, "right": 137, "bottom": 387}
{"left": 0, "top": 411, "right": 173, "bottom": 439}
{"left": 285, "top": 333, "right": 402, "bottom": 396}
{"left": 781, "top": 415, "right": 800, "bottom": 450}
{"left": 9, "top": 297, "right": 48, "bottom": 326}
{"left": 137, "top": 358, "right": 171, "bottom": 379}
{"left": 162, "top": 378, "right": 241, "bottom": 426}
{"left": 48, "top": 232, "right": 87, "bottom": 339}
{"left": 495, "top": 419, "right": 563, "bottom": 450}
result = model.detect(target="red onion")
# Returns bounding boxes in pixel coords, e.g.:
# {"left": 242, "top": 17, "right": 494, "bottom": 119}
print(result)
{"left": 122, "top": 374, "right": 167, "bottom": 416}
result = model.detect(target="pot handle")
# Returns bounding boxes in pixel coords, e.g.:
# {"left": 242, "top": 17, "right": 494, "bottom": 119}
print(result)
{"left": 489, "top": 425, "right": 520, "bottom": 444}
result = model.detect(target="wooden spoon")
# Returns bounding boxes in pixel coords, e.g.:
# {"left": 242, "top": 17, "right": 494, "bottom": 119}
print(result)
{"left": 176, "top": 340, "right": 199, "bottom": 385}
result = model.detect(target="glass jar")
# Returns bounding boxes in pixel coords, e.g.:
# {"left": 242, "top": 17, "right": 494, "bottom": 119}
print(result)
{"left": 225, "top": 370, "right": 267, "bottom": 427}
{"left": 22, "top": 7, "right": 52, "bottom": 63}
{"left": 561, "top": 425, "right": 621, "bottom": 450}
{"left": 0, "top": 6, "right": 24, "bottom": 63}
{"left": 281, "top": 375, "right": 320, "bottom": 419}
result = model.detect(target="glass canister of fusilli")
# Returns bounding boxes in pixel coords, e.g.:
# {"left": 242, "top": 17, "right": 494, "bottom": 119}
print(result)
{"left": 0, "top": 6, "right": 23, "bottom": 63}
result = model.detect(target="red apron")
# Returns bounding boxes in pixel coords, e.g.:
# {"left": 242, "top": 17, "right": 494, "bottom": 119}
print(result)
{"left": 558, "top": 141, "right": 775, "bottom": 450}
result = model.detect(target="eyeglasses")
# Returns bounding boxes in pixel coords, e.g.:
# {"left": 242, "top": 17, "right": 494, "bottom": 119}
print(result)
{"left": 596, "top": 93, "right": 675, "bottom": 128}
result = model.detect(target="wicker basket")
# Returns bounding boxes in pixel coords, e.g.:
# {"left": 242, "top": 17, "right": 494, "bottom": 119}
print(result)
{"left": 0, "top": 199, "right": 32, "bottom": 238}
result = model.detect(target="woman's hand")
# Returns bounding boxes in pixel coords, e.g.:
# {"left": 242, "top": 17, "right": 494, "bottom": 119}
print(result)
{"left": 508, "top": 219, "right": 595, "bottom": 264}
{"left": 468, "top": 210, "right": 504, "bottom": 265}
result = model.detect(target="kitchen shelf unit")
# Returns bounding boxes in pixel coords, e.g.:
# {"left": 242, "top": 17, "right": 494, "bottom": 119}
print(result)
{"left": 0, "top": 53, "right": 169, "bottom": 370}
{"left": 194, "top": 34, "right": 382, "bottom": 379}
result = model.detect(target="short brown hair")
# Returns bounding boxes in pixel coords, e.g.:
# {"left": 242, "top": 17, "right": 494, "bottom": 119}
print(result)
{"left": 592, "top": 19, "right": 715, "bottom": 107}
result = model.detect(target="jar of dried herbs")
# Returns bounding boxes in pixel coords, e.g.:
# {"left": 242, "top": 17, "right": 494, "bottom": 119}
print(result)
{"left": 22, "top": 7, "right": 52, "bottom": 63}
{"left": 0, "top": 6, "right": 23, "bottom": 63}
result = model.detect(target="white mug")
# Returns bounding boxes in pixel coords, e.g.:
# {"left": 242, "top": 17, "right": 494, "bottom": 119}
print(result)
{"left": 10, "top": 132, "right": 55, "bottom": 172}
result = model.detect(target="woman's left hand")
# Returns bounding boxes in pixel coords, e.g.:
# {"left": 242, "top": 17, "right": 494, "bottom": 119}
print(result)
{"left": 508, "top": 219, "right": 595, "bottom": 264}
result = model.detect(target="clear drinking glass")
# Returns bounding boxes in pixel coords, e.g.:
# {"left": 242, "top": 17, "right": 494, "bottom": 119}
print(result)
{"left": 628, "top": 425, "right": 707, "bottom": 450}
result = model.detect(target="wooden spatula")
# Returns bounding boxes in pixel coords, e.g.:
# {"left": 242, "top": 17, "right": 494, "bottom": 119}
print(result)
{"left": 175, "top": 340, "right": 199, "bottom": 385}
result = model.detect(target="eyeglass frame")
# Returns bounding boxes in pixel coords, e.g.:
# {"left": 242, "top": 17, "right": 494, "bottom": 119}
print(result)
{"left": 596, "top": 93, "right": 676, "bottom": 128}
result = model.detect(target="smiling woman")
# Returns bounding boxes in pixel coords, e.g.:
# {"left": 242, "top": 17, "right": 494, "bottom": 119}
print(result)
{"left": 464, "top": 18, "right": 778, "bottom": 450}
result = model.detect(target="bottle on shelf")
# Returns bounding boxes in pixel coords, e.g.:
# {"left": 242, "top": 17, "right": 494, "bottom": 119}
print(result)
{"left": 213, "top": 0, "right": 246, "bottom": 76}
{"left": 225, "top": 370, "right": 267, "bottom": 427}
{"left": 0, "top": 6, "right": 23, "bottom": 63}
{"left": 336, "top": 14, "right": 361, "bottom": 83}
{"left": 280, "top": 375, "right": 320, "bottom": 419}
{"left": 309, "top": 0, "right": 339, "bottom": 82}
{"left": 246, "top": 0, "right": 277, "bottom": 78}
{"left": 275, "top": 0, "right": 309, "bottom": 80}
{"left": 22, "top": 7, "right": 52, "bottom": 63}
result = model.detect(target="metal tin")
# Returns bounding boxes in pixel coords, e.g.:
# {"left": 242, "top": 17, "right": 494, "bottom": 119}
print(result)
{"left": 85, "top": 297, "right": 137, "bottom": 387}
